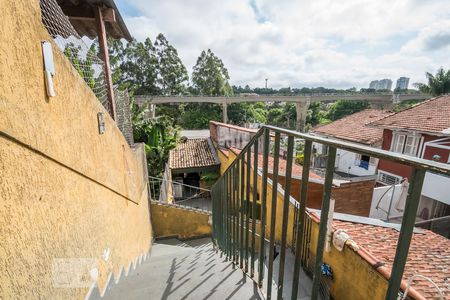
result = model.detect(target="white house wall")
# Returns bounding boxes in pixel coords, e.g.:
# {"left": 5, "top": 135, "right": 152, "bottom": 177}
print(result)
{"left": 335, "top": 149, "right": 377, "bottom": 176}
{"left": 422, "top": 172, "right": 450, "bottom": 206}
{"left": 369, "top": 183, "right": 405, "bottom": 220}
{"left": 217, "top": 126, "right": 253, "bottom": 149}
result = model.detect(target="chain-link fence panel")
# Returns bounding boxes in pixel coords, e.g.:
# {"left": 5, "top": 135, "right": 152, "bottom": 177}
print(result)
{"left": 40, "top": 0, "right": 111, "bottom": 115}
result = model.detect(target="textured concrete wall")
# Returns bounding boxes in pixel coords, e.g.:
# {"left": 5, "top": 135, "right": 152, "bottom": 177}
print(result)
{"left": 0, "top": 1, "right": 152, "bottom": 299}
{"left": 150, "top": 202, "right": 212, "bottom": 240}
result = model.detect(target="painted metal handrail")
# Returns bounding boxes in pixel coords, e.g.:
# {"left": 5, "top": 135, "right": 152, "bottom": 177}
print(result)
{"left": 210, "top": 124, "right": 450, "bottom": 300}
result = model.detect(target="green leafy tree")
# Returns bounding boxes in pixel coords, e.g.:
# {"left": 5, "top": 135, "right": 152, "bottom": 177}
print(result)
{"left": 131, "top": 99, "right": 179, "bottom": 177}
{"left": 266, "top": 103, "right": 296, "bottom": 129}
{"left": 116, "top": 38, "right": 160, "bottom": 95}
{"left": 108, "top": 39, "right": 126, "bottom": 86}
{"left": 191, "top": 49, "right": 233, "bottom": 96}
{"left": 414, "top": 68, "right": 450, "bottom": 96}
{"left": 306, "top": 102, "right": 329, "bottom": 127}
{"left": 228, "top": 102, "right": 267, "bottom": 125}
{"left": 326, "top": 100, "right": 370, "bottom": 121}
{"left": 181, "top": 104, "right": 222, "bottom": 129}
{"left": 181, "top": 49, "right": 233, "bottom": 128}
{"left": 154, "top": 33, "right": 189, "bottom": 95}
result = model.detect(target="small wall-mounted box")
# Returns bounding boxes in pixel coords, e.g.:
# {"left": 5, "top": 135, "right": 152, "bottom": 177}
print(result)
{"left": 97, "top": 112, "right": 106, "bottom": 134}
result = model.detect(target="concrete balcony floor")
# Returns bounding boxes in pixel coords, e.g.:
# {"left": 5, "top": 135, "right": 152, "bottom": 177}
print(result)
{"left": 95, "top": 238, "right": 315, "bottom": 300}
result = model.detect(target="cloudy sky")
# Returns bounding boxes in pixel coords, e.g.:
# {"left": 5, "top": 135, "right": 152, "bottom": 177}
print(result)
{"left": 115, "top": 0, "right": 450, "bottom": 89}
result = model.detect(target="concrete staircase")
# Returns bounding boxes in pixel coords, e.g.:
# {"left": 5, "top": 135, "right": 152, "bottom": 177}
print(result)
{"left": 90, "top": 237, "right": 316, "bottom": 300}
{"left": 95, "top": 238, "right": 263, "bottom": 300}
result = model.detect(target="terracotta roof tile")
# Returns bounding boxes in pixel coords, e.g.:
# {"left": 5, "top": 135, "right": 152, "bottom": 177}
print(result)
{"left": 169, "top": 138, "right": 219, "bottom": 170}
{"left": 312, "top": 109, "right": 391, "bottom": 145}
{"left": 370, "top": 95, "right": 450, "bottom": 135}
{"left": 332, "top": 219, "right": 450, "bottom": 299}
{"left": 230, "top": 147, "right": 323, "bottom": 180}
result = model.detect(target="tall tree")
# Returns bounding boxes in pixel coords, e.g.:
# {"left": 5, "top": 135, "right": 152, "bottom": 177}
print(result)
{"left": 414, "top": 68, "right": 450, "bottom": 96}
{"left": 154, "top": 33, "right": 189, "bottom": 95}
{"left": 113, "top": 38, "right": 159, "bottom": 95}
{"left": 191, "top": 49, "right": 233, "bottom": 96}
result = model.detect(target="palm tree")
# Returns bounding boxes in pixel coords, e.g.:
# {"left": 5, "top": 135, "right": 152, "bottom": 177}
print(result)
{"left": 414, "top": 68, "right": 450, "bottom": 96}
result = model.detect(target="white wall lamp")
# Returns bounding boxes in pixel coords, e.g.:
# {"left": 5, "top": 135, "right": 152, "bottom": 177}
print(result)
{"left": 41, "top": 41, "right": 55, "bottom": 97}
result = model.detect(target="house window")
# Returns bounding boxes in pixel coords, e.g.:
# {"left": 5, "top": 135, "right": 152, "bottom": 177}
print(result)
{"left": 391, "top": 133, "right": 421, "bottom": 156}
{"left": 358, "top": 155, "right": 370, "bottom": 170}
{"left": 355, "top": 154, "right": 377, "bottom": 168}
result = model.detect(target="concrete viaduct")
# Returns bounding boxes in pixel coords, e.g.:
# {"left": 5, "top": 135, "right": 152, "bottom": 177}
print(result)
{"left": 135, "top": 93, "right": 430, "bottom": 132}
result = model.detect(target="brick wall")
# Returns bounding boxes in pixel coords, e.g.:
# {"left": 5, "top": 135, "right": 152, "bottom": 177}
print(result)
{"left": 273, "top": 175, "right": 375, "bottom": 217}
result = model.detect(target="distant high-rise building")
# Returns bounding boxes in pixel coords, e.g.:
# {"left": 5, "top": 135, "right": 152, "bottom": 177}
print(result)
{"left": 369, "top": 79, "right": 392, "bottom": 90}
{"left": 379, "top": 79, "right": 392, "bottom": 90}
{"left": 369, "top": 80, "right": 379, "bottom": 89}
{"left": 396, "top": 77, "right": 410, "bottom": 90}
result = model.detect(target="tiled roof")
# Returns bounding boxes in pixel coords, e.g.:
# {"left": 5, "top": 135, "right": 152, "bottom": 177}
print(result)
{"left": 332, "top": 219, "right": 450, "bottom": 299}
{"left": 230, "top": 147, "right": 323, "bottom": 180}
{"left": 370, "top": 95, "right": 450, "bottom": 135}
{"left": 312, "top": 109, "right": 391, "bottom": 145}
{"left": 169, "top": 138, "right": 219, "bottom": 170}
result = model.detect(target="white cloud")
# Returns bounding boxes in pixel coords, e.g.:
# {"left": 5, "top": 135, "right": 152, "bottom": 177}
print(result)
{"left": 118, "top": 0, "right": 450, "bottom": 89}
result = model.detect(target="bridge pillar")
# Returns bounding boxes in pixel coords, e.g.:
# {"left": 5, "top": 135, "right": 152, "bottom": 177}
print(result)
{"left": 222, "top": 102, "right": 228, "bottom": 123}
{"left": 144, "top": 103, "right": 156, "bottom": 120}
{"left": 295, "top": 100, "right": 310, "bottom": 132}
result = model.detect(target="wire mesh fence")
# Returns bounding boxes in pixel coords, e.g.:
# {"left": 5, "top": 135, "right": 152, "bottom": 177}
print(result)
{"left": 40, "top": 0, "right": 135, "bottom": 145}
{"left": 115, "top": 89, "right": 134, "bottom": 145}
{"left": 39, "top": 0, "right": 110, "bottom": 114}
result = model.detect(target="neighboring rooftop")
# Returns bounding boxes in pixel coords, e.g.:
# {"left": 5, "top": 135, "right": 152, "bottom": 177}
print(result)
{"left": 169, "top": 138, "right": 220, "bottom": 172}
{"left": 311, "top": 109, "right": 391, "bottom": 145}
{"left": 230, "top": 147, "right": 323, "bottom": 181}
{"left": 370, "top": 95, "right": 450, "bottom": 135}
{"left": 329, "top": 215, "right": 450, "bottom": 299}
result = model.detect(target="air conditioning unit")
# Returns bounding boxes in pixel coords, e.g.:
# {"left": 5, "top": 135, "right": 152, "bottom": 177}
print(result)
{"left": 377, "top": 171, "right": 402, "bottom": 185}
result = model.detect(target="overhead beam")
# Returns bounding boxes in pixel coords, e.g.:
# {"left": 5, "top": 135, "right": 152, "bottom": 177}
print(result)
{"left": 135, "top": 93, "right": 430, "bottom": 105}
{"left": 61, "top": 5, "right": 116, "bottom": 22}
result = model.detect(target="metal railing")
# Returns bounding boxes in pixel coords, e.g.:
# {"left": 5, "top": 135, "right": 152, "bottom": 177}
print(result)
{"left": 149, "top": 176, "right": 212, "bottom": 211}
{"left": 210, "top": 125, "right": 450, "bottom": 300}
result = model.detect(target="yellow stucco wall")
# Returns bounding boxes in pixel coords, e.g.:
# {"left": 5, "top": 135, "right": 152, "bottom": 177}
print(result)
{"left": 219, "top": 149, "right": 388, "bottom": 300}
{"left": 0, "top": 1, "right": 152, "bottom": 299}
{"left": 308, "top": 220, "right": 388, "bottom": 300}
{"left": 221, "top": 150, "right": 295, "bottom": 245}
{"left": 150, "top": 202, "right": 212, "bottom": 240}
